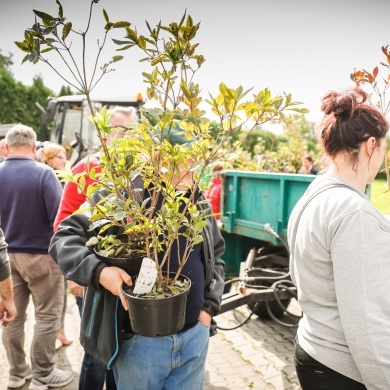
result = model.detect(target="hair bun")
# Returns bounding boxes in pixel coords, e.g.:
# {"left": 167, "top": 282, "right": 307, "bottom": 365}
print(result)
{"left": 321, "top": 87, "right": 368, "bottom": 118}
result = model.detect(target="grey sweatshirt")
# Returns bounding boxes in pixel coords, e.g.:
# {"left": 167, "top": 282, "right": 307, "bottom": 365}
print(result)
{"left": 288, "top": 174, "right": 390, "bottom": 389}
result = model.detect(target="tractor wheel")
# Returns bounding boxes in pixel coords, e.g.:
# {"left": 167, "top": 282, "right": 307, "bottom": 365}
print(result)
{"left": 248, "top": 299, "right": 291, "bottom": 319}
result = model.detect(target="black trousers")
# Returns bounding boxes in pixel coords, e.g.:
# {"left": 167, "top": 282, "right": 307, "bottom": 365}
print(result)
{"left": 294, "top": 337, "right": 367, "bottom": 390}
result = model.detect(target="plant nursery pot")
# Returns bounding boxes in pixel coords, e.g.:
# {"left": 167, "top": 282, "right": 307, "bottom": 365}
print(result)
{"left": 94, "top": 248, "right": 143, "bottom": 277}
{"left": 122, "top": 273, "right": 191, "bottom": 337}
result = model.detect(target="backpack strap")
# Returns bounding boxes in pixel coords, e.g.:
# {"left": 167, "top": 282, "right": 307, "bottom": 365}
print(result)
{"left": 288, "top": 183, "right": 353, "bottom": 249}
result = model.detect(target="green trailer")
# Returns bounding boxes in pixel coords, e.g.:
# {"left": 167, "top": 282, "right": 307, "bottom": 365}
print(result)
{"left": 220, "top": 170, "right": 316, "bottom": 276}
{"left": 218, "top": 170, "right": 316, "bottom": 318}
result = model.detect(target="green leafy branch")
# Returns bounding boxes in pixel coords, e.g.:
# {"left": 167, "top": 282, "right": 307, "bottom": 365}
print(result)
{"left": 350, "top": 45, "right": 390, "bottom": 191}
{"left": 15, "top": 0, "right": 309, "bottom": 288}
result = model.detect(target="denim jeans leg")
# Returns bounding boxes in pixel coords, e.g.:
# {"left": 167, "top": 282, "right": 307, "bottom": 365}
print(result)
{"left": 76, "top": 296, "right": 116, "bottom": 390}
{"left": 105, "top": 368, "right": 117, "bottom": 390}
{"left": 76, "top": 296, "right": 83, "bottom": 317}
{"left": 79, "top": 353, "right": 107, "bottom": 390}
{"left": 113, "top": 322, "right": 209, "bottom": 390}
{"left": 165, "top": 322, "right": 209, "bottom": 389}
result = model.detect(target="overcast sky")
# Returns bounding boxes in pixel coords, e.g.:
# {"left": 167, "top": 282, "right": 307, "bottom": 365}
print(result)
{"left": 1, "top": 0, "right": 389, "bottom": 123}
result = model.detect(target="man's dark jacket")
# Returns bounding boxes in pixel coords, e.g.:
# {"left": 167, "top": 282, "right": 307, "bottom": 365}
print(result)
{"left": 49, "top": 180, "right": 225, "bottom": 367}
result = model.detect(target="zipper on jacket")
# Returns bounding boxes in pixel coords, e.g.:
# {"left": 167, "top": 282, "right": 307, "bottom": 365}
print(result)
{"left": 86, "top": 291, "right": 100, "bottom": 338}
{"left": 202, "top": 219, "right": 214, "bottom": 287}
{"left": 107, "top": 297, "right": 120, "bottom": 369}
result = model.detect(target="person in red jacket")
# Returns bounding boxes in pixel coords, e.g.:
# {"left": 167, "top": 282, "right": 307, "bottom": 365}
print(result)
{"left": 53, "top": 153, "right": 101, "bottom": 231}
{"left": 53, "top": 105, "right": 138, "bottom": 390}
{"left": 205, "top": 162, "right": 223, "bottom": 220}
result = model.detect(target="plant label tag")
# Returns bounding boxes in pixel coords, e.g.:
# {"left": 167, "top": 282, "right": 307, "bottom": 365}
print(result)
{"left": 133, "top": 257, "right": 158, "bottom": 295}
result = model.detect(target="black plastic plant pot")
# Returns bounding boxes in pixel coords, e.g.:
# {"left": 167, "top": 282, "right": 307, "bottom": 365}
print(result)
{"left": 94, "top": 248, "right": 143, "bottom": 277}
{"left": 122, "top": 274, "right": 191, "bottom": 337}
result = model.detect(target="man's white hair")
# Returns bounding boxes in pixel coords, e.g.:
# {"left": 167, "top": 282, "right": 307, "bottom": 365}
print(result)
{"left": 5, "top": 124, "right": 37, "bottom": 147}
{"left": 108, "top": 106, "right": 139, "bottom": 124}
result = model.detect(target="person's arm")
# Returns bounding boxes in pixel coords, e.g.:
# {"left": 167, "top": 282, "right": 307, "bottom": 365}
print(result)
{"left": 200, "top": 200, "right": 225, "bottom": 319}
{"left": 50, "top": 208, "right": 107, "bottom": 287}
{"left": 54, "top": 181, "right": 84, "bottom": 232}
{"left": 0, "top": 228, "right": 16, "bottom": 326}
{"left": 0, "top": 227, "right": 10, "bottom": 282}
{"left": 42, "top": 169, "right": 63, "bottom": 228}
{"left": 0, "top": 275, "right": 16, "bottom": 326}
{"left": 332, "top": 210, "right": 390, "bottom": 387}
{"left": 49, "top": 201, "right": 132, "bottom": 308}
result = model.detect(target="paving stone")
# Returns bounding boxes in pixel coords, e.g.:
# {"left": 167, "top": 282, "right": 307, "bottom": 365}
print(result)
{"left": 0, "top": 294, "right": 302, "bottom": 389}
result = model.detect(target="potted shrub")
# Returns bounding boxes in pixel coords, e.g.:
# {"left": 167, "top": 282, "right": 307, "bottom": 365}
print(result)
{"left": 15, "top": 0, "right": 307, "bottom": 336}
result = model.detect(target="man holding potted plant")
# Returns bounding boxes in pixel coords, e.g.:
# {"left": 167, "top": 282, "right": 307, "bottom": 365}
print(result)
{"left": 53, "top": 105, "right": 139, "bottom": 390}
{"left": 14, "top": 4, "right": 305, "bottom": 387}
{"left": 49, "top": 120, "right": 226, "bottom": 390}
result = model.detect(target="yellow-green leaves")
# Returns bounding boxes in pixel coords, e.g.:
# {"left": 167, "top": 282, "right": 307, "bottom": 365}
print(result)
{"left": 15, "top": 3, "right": 311, "bottom": 289}
{"left": 32, "top": 10, "right": 55, "bottom": 22}
{"left": 56, "top": 0, "right": 63, "bottom": 19}
{"left": 124, "top": 26, "right": 138, "bottom": 43}
{"left": 88, "top": 106, "right": 112, "bottom": 134}
{"left": 103, "top": 9, "right": 109, "bottom": 24}
{"left": 14, "top": 41, "right": 30, "bottom": 53}
{"left": 62, "top": 22, "right": 72, "bottom": 41}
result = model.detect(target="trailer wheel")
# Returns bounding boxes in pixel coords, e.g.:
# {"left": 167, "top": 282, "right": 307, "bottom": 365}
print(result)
{"left": 248, "top": 299, "right": 291, "bottom": 319}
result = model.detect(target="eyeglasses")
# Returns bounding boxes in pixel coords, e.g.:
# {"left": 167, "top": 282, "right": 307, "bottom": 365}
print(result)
{"left": 109, "top": 125, "right": 131, "bottom": 131}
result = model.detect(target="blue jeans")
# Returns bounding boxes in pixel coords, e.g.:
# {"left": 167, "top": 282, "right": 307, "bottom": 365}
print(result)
{"left": 79, "top": 352, "right": 116, "bottom": 390}
{"left": 113, "top": 322, "right": 210, "bottom": 390}
{"left": 76, "top": 296, "right": 117, "bottom": 390}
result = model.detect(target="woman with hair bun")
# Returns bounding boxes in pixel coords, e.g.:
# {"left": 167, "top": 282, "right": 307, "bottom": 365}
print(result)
{"left": 288, "top": 87, "right": 390, "bottom": 389}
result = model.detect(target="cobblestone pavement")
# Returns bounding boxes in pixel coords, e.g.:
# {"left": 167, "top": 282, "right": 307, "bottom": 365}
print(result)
{"left": 0, "top": 294, "right": 302, "bottom": 390}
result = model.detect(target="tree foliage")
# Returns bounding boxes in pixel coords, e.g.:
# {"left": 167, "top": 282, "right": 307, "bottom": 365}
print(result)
{"left": 207, "top": 115, "right": 320, "bottom": 174}
{"left": 0, "top": 50, "right": 74, "bottom": 137}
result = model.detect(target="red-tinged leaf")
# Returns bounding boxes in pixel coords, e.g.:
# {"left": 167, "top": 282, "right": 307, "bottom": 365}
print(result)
{"left": 373, "top": 66, "right": 379, "bottom": 78}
